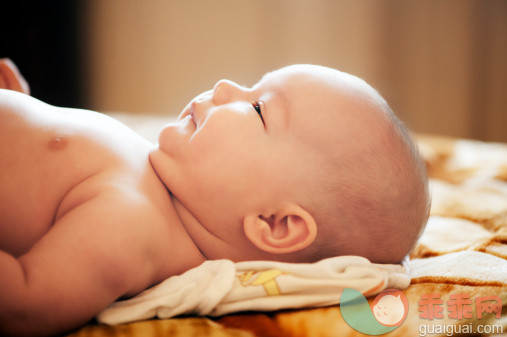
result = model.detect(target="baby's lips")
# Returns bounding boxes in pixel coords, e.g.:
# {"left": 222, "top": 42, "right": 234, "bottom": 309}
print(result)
{"left": 190, "top": 100, "right": 196, "bottom": 119}
{"left": 190, "top": 97, "right": 209, "bottom": 128}
{"left": 177, "top": 103, "right": 191, "bottom": 121}
{"left": 179, "top": 89, "right": 212, "bottom": 122}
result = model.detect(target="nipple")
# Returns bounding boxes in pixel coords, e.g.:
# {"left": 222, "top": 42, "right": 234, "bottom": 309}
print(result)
{"left": 48, "top": 136, "right": 67, "bottom": 151}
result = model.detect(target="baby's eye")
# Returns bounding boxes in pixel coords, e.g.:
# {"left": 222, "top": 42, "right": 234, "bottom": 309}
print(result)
{"left": 252, "top": 101, "right": 265, "bottom": 125}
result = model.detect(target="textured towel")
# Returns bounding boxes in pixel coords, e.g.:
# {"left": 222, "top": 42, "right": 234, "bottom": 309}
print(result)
{"left": 97, "top": 256, "right": 409, "bottom": 325}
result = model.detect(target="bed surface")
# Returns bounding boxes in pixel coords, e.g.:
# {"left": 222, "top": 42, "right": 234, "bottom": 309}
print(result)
{"left": 67, "top": 114, "right": 506, "bottom": 337}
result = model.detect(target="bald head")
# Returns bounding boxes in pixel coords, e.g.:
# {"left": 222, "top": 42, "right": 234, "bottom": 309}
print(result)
{"left": 281, "top": 65, "right": 430, "bottom": 263}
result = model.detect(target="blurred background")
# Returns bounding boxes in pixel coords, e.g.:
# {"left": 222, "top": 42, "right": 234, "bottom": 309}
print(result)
{"left": 2, "top": 0, "right": 506, "bottom": 142}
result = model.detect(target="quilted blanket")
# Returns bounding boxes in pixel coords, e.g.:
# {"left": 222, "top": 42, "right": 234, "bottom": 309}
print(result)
{"left": 67, "top": 117, "right": 506, "bottom": 337}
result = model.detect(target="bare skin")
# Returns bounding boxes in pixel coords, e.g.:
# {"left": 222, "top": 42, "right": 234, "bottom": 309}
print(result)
{"left": 0, "top": 60, "right": 429, "bottom": 336}
{"left": 0, "top": 61, "right": 205, "bottom": 336}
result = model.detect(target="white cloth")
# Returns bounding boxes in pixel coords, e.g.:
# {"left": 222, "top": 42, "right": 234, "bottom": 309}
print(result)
{"left": 97, "top": 256, "right": 410, "bottom": 325}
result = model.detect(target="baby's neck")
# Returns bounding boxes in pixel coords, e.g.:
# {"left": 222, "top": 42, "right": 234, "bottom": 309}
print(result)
{"left": 170, "top": 195, "right": 243, "bottom": 262}
{"left": 151, "top": 191, "right": 207, "bottom": 277}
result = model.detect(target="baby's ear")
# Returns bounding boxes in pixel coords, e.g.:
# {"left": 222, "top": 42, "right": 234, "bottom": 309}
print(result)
{"left": 0, "top": 58, "right": 30, "bottom": 94}
{"left": 243, "top": 204, "right": 317, "bottom": 254}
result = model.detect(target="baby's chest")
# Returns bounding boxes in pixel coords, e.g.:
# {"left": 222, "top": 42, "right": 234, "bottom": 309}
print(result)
{"left": 0, "top": 113, "right": 150, "bottom": 253}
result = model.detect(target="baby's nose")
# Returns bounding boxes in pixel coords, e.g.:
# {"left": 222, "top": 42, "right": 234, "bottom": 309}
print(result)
{"left": 212, "top": 79, "right": 245, "bottom": 105}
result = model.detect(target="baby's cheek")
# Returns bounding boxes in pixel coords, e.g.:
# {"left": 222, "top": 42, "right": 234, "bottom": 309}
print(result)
{"left": 192, "top": 121, "right": 243, "bottom": 154}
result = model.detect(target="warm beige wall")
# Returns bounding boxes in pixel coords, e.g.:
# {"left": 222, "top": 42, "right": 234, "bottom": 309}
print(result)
{"left": 83, "top": 0, "right": 507, "bottom": 142}
{"left": 377, "top": 1, "right": 507, "bottom": 142}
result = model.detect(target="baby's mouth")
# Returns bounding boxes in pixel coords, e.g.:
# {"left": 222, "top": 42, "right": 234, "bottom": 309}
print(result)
{"left": 196, "top": 89, "right": 213, "bottom": 101}
{"left": 178, "top": 102, "right": 195, "bottom": 124}
{"left": 186, "top": 100, "right": 198, "bottom": 128}
{"left": 179, "top": 89, "right": 212, "bottom": 126}
{"left": 184, "top": 113, "right": 196, "bottom": 131}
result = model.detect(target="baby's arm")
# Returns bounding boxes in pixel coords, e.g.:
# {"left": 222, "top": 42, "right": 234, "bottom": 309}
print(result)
{"left": 0, "top": 191, "right": 159, "bottom": 337}
{"left": 0, "top": 58, "right": 30, "bottom": 94}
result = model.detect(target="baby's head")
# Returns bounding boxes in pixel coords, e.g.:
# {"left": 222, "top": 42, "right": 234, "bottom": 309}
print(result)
{"left": 150, "top": 64, "right": 430, "bottom": 264}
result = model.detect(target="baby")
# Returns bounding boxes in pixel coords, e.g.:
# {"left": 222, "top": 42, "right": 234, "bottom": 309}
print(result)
{"left": 0, "top": 59, "right": 429, "bottom": 336}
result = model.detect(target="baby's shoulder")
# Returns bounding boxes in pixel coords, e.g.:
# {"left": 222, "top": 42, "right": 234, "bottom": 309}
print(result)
{"left": 25, "top": 185, "right": 176, "bottom": 302}
{"left": 83, "top": 185, "right": 176, "bottom": 291}
{"left": 57, "top": 160, "right": 170, "bottom": 226}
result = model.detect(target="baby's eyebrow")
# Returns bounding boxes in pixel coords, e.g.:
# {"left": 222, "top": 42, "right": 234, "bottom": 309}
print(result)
{"left": 269, "top": 84, "right": 290, "bottom": 132}
{"left": 256, "top": 72, "right": 290, "bottom": 131}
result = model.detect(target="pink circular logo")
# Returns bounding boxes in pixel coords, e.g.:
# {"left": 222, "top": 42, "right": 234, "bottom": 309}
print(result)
{"left": 371, "top": 289, "right": 409, "bottom": 327}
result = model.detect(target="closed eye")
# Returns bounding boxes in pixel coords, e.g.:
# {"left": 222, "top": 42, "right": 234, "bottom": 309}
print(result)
{"left": 252, "top": 101, "right": 265, "bottom": 126}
